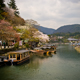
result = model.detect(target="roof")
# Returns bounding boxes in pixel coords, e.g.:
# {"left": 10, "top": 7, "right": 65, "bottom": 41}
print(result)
{"left": 34, "top": 47, "right": 42, "bottom": 50}
{"left": 41, "top": 47, "right": 51, "bottom": 49}
{"left": 7, "top": 50, "right": 30, "bottom": 54}
{"left": 0, "top": 56, "right": 7, "bottom": 58}
{"left": 68, "top": 38, "right": 78, "bottom": 41}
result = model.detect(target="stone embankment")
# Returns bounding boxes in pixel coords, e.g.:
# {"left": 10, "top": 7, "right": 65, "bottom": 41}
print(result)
{"left": 75, "top": 46, "right": 80, "bottom": 53}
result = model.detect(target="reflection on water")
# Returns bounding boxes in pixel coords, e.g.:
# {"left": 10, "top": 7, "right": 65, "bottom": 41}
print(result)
{"left": 0, "top": 44, "right": 80, "bottom": 80}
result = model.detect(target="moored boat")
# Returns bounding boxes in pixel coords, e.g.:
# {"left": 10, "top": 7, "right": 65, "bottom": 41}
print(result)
{"left": 0, "top": 56, "right": 6, "bottom": 67}
{"left": 4, "top": 50, "right": 30, "bottom": 65}
{"left": 0, "top": 56, "right": 11, "bottom": 66}
{"left": 33, "top": 47, "right": 55, "bottom": 56}
{"left": 41, "top": 46, "right": 56, "bottom": 53}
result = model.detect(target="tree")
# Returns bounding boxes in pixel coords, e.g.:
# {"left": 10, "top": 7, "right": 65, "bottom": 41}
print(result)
{"left": 25, "top": 19, "right": 40, "bottom": 29}
{"left": 0, "top": 0, "right": 5, "bottom": 8}
{"left": 21, "top": 29, "right": 30, "bottom": 40}
{"left": 11, "top": 16, "right": 25, "bottom": 26}
{"left": 8, "top": 0, "right": 17, "bottom": 10}
{"left": 7, "top": 0, "right": 19, "bottom": 16}
{"left": 21, "top": 28, "right": 38, "bottom": 40}
{"left": 0, "top": 20, "right": 20, "bottom": 46}
{"left": 21, "top": 28, "right": 39, "bottom": 49}
{"left": 0, "top": 0, "right": 5, "bottom": 19}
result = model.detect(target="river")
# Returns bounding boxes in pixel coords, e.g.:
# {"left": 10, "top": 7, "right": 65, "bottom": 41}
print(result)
{"left": 0, "top": 44, "right": 80, "bottom": 80}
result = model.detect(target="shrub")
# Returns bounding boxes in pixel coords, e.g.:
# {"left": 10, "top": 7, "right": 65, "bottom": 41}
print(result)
{"left": 25, "top": 44, "right": 29, "bottom": 48}
{"left": 14, "top": 42, "right": 19, "bottom": 49}
{"left": 0, "top": 14, "right": 3, "bottom": 19}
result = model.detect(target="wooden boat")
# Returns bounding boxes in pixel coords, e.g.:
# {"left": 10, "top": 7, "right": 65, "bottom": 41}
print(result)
{"left": 34, "top": 47, "right": 44, "bottom": 52}
{"left": 30, "top": 48, "right": 44, "bottom": 56}
{"left": 41, "top": 44, "right": 56, "bottom": 50}
{"left": 0, "top": 56, "right": 6, "bottom": 67}
{"left": 0, "top": 56, "right": 11, "bottom": 66}
{"left": 33, "top": 47, "right": 53, "bottom": 56}
{"left": 41, "top": 46, "right": 56, "bottom": 53}
{"left": 4, "top": 50, "right": 30, "bottom": 65}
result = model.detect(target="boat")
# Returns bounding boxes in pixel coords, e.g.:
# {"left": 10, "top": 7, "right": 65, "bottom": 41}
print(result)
{"left": 33, "top": 47, "right": 53, "bottom": 56}
{"left": 0, "top": 56, "right": 6, "bottom": 67}
{"left": 4, "top": 50, "right": 30, "bottom": 65}
{"left": 41, "top": 46, "right": 56, "bottom": 53}
{"left": 33, "top": 47, "right": 44, "bottom": 52}
{"left": 0, "top": 56, "right": 11, "bottom": 66}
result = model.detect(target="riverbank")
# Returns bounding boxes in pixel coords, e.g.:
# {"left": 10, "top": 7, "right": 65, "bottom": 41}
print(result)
{"left": 75, "top": 46, "right": 80, "bottom": 53}
{"left": 0, "top": 47, "right": 26, "bottom": 55}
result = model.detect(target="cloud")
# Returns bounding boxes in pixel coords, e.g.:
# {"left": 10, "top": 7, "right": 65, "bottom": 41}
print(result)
{"left": 61, "top": 0, "right": 80, "bottom": 3}
{"left": 5, "top": 0, "right": 80, "bottom": 29}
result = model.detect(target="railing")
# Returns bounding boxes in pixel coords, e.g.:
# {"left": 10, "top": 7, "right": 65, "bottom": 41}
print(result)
{"left": 0, "top": 46, "right": 14, "bottom": 50}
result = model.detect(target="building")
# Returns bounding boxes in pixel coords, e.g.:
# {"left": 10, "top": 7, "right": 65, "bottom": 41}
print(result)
{"left": 68, "top": 38, "right": 78, "bottom": 42}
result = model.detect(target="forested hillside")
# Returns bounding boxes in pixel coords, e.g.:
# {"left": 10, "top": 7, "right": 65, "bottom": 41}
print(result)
{"left": 0, "top": 0, "right": 25, "bottom": 26}
{"left": 34, "top": 25, "right": 55, "bottom": 34}
{"left": 54, "top": 24, "right": 80, "bottom": 33}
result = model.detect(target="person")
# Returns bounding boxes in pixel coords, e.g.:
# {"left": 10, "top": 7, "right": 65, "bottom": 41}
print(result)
{"left": 3, "top": 42, "right": 6, "bottom": 49}
{"left": 0, "top": 42, "right": 1, "bottom": 48}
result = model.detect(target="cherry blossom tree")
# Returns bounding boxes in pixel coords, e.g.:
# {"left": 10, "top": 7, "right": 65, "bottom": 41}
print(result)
{"left": 0, "top": 20, "right": 20, "bottom": 47}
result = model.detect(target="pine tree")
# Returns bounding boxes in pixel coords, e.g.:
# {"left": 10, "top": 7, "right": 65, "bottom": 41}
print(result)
{"left": 0, "top": 0, "right": 5, "bottom": 8}
{"left": 8, "top": 0, "right": 17, "bottom": 10}
{"left": 8, "top": 0, "right": 19, "bottom": 16}
{"left": 0, "top": 0, "right": 5, "bottom": 19}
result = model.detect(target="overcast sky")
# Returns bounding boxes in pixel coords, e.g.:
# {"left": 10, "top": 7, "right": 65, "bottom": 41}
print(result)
{"left": 5, "top": 0, "right": 80, "bottom": 29}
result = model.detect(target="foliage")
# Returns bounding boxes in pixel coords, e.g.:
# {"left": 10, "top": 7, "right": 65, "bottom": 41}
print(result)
{"left": 21, "top": 29, "right": 30, "bottom": 40}
{"left": 14, "top": 42, "right": 19, "bottom": 49}
{"left": 14, "top": 33, "right": 20, "bottom": 42}
{"left": 0, "top": 14, "right": 3, "bottom": 19}
{"left": 50, "top": 32, "right": 80, "bottom": 43}
{"left": 0, "top": 0, "right": 25, "bottom": 26}
{"left": 16, "top": 28, "right": 23, "bottom": 32}
{"left": 54, "top": 24, "right": 80, "bottom": 33}
{"left": 7, "top": 0, "right": 19, "bottom": 16}
{"left": 52, "top": 32, "right": 80, "bottom": 39}
{"left": 29, "top": 37, "right": 39, "bottom": 42}
{"left": 11, "top": 16, "right": 25, "bottom": 26}
{"left": 25, "top": 44, "right": 29, "bottom": 48}
{"left": 0, "top": 0, "right": 5, "bottom": 8}
{"left": 0, "top": 0, "right": 5, "bottom": 19}
{"left": 0, "top": 20, "right": 20, "bottom": 42}
{"left": 63, "top": 39, "right": 68, "bottom": 43}
{"left": 1, "top": 12, "right": 9, "bottom": 20}
{"left": 8, "top": 0, "right": 17, "bottom": 9}
{"left": 21, "top": 27, "right": 38, "bottom": 40}
{"left": 25, "top": 19, "right": 39, "bottom": 26}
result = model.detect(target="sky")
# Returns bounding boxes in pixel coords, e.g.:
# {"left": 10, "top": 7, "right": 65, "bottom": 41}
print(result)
{"left": 5, "top": 0, "right": 80, "bottom": 29}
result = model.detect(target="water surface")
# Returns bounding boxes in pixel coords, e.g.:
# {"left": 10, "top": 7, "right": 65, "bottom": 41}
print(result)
{"left": 0, "top": 44, "right": 80, "bottom": 80}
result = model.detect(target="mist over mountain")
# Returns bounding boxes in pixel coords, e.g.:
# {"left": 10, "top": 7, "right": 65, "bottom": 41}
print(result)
{"left": 54, "top": 24, "right": 80, "bottom": 33}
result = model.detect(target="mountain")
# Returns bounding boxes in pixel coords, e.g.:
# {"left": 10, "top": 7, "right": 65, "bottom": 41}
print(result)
{"left": 34, "top": 25, "right": 55, "bottom": 35}
{"left": 54, "top": 24, "right": 80, "bottom": 33}
{"left": 33, "top": 24, "right": 80, "bottom": 35}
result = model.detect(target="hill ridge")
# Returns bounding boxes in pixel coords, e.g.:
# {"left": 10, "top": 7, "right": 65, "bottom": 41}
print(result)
{"left": 54, "top": 24, "right": 80, "bottom": 33}
{"left": 34, "top": 25, "right": 55, "bottom": 35}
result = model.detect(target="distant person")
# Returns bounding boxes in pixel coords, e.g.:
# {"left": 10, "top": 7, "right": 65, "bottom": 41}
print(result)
{"left": 3, "top": 42, "right": 6, "bottom": 49}
{"left": 0, "top": 41, "right": 2, "bottom": 46}
{"left": 0, "top": 42, "right": 1, "bottom": 47}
